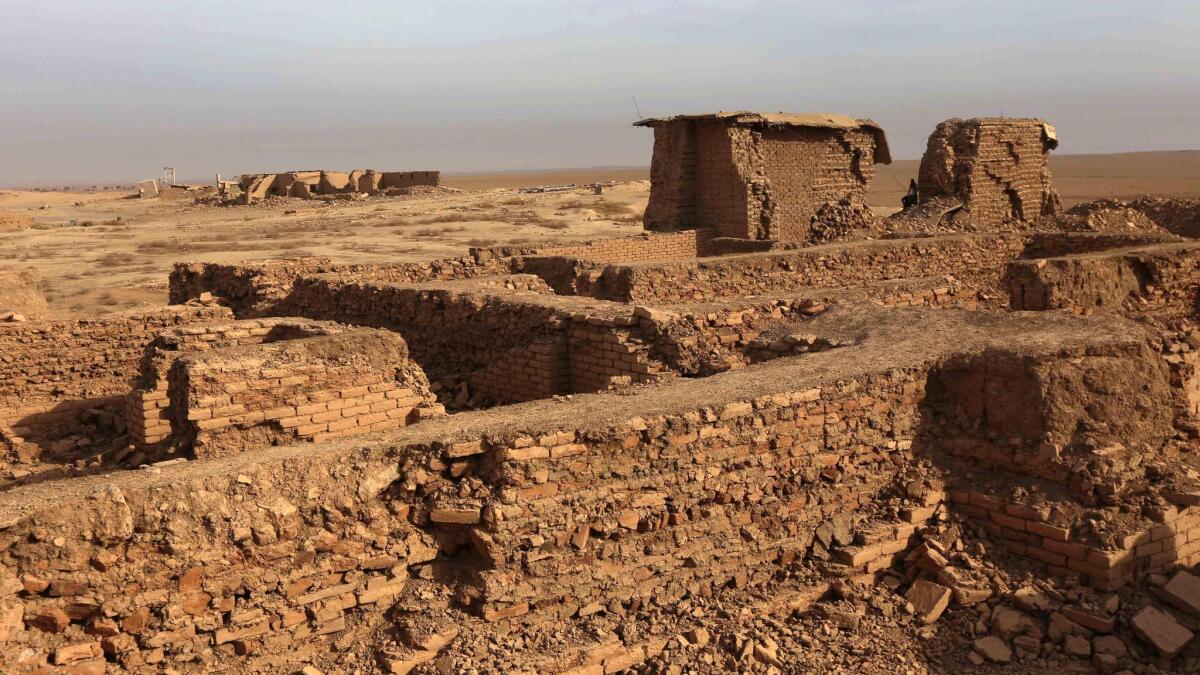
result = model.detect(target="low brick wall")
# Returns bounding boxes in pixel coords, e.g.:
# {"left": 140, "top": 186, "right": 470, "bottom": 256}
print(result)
{"left": 0, "top": 306, "right": 231, "bottom": 457}
{"left": 171, "top": 329, "right": 438, "bottom": 457}
{"left": 591, "top": 234, "right": 1027, "bottom": 303}
{"left": 1019, "top": 231, "right": 1182, "bottom": 259}
{"left": 127, "top": 318, "right": 350, "bottom": 451}
{"left": 1005, "top": 242, "right": 1200, "bottom": 322}
{"left": 949, "top": 489, "right": 1200, "bottom": 591}
{"left": 0, "top": 306, "right": 1179, "bottom": 673}
{"left": 532, "top": 229, "right": 715, "bottom": 263}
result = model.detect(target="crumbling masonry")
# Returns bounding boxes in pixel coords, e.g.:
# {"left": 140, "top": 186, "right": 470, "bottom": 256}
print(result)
{"left": 636, "top": 112, "right": 891, "bottom": 241}
{"left": 4, "top": 117, "right": 1200, "bottom": 673}
{"left": 918, "top": 117, "right": 1061, "bottom": 226}
{"left": 238, "top": 170, "right": 440, "bottom": 204}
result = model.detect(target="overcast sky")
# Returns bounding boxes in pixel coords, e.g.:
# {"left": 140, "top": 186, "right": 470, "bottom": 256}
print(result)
{"left": 1, "top": 0, "right": 1197, "bottom": 186}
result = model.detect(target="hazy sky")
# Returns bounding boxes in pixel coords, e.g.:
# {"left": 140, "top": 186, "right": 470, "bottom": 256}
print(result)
{"left": 2, "top": 0, "right": 1198, "bottom": 186}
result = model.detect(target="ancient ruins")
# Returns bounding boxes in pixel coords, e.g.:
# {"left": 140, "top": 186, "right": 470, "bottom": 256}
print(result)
{"left": 636, "top": 112, "right": 890, "bottom": 241}
{"left": 5, "top": 114, "right": 1200, "bottom": 673}
{"left": 236, "top": 170, "right": 441, "bottom": 204}
{"left": 918, "top": 118, "right": 1061, "bottom": 226}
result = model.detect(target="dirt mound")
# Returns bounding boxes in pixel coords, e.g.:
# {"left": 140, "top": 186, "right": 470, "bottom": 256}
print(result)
{"left": 807, "top": 198, "right": 886, "bottom": 243}
{"left": 1113, "top": 197, "right": 1200, "bottom": 238}
{"left": 1058, "top": 199, "right": 1174, "bottom": 234}
{"left": 0, "top": 267, "right": 50, "bottom": 320}
{"left": 0, "top": 211, "right": 33, "bottom": 232}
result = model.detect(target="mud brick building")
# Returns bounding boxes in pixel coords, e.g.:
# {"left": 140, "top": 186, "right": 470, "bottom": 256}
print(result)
{"left": 635, "top": 111, "right": 891, "bottom": 241}
{"left": 918, "top": 117, "right": 1061, "bottom": 226}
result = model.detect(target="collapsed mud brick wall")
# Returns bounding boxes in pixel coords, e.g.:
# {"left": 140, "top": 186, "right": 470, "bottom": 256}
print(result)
{"left": 635, "top": 112, "right": 890, "bottom": 241}
{"left": 238, "top": 170, "right": 440, "bottom": 203}
{"left": 0, "top": 306, "right": 232, "bottom": 462}
{"left": 917, "top": 117, "right": 1061, "bottom": 226}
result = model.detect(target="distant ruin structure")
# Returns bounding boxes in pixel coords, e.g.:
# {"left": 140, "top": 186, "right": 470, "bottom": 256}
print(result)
{"left": 635, "top": 112, "right": 891, "bottom": 241}
{"left": 918, "top": 117, "right": 1061, "bottom": 226}
{"left": 238, "top": 169, "right": 440, "bottom": 204}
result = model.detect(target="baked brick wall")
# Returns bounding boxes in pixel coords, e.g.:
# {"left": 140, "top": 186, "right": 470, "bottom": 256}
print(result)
{"left": 531, "top": 229, "right": 715, "bottom": 263}
{"left": 0, "top": 306, "right": 231, "bottom": 456}
{"left": 642, "top": 124, "right": 697, "bottom": 231}
{"left": 172, "top": 329, "right": 437, "bottom": 458}
{"left": 378, "top": 171, "right": 440, "bottom": 190}
{"left": 468, "top": 372, "right": 926, "bottom": 622}
{"left": 1019, "top": 231, "right": 1182, "bottom": 259}
{"left": 947, "top": 490, "right": 1200, "bottom": 591}
{"left": 758, "top": 127, "right": 877, "bottom": 241}
{"left": 0, "top": 306, "right": 1180, "bottom": 673}
{"left": 126, "top": 319, "right": 349, "bottom": 450}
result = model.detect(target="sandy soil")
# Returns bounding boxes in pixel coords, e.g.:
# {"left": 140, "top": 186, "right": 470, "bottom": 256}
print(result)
{"left": 1, "top": 150, "right": 1197, "bottom": 317}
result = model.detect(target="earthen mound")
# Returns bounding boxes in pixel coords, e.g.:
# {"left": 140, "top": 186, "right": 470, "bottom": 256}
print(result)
{"left": 0, "top": 267, "right": 50, "bottom": 320}
{"left": 1126, "top": 196, "right": 1200, "bottom": 237}
{"left": 1057, "top": 199, "right": 1174, "bottom": 234}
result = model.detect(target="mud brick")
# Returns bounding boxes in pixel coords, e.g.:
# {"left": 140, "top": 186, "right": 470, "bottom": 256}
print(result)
{"left": 1026, "top": 521, "right": 1071, "bottom": 542}
{"left": 1061, "top": 606, "right": 1115, "bottom": 633}
{"left": 215, "top": 621, "right": 270, "bottom": 645}
{"left": 906, "top": 579, "right": 951, "bottom": 624}
{"left": 430, "top": 507, "right": 481, "bottom": 524}
{"left": 296, "top": 582, "right": 357, "bottom": 606}
{"left": 53, "top": 642, "right": 103, "bottom": 664}
{"left": 1162, "top": 570, "right": 1200, "bottom": 617}
{"left": 1132, "top": 605, "right": 1193, "bottom": 658}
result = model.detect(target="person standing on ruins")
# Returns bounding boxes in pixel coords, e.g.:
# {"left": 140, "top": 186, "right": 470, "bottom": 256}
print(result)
{"left": 902, "top": 179, "right": 919, "bottom": 210}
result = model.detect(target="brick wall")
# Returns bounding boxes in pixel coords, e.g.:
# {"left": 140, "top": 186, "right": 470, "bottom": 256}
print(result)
{"left": 918, "top": 118, "right": 1060, "bottom": 226}
{"left": 172, "top": 329, "right": 438, "bottom": 458}
{"left": 948, "top": 489, "right": 1200, "bottom": 591}
{"left": 0, "top": 306, "right": 231, "bottom": 457}
{"left": 593, "top": 233, "right": 1027, "bottom": 304}
{"left": 0, "top": 307, "right": 1183, "bottom": 673}
{"left": 1005, "top": 242, "right": 1200, "bottom": 322}
{"left": 640, "top": 119, "right": 881, "bottom": 241}
{"left": 126, "top": 319, "right": 349, "bottom": 451}
{"left": 531, "top": 229, "right": 715, "bottom": 263}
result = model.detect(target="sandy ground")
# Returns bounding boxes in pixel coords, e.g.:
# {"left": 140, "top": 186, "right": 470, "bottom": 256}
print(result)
{"left": 1, "top": 150, "right": 1197, "bottom": 317}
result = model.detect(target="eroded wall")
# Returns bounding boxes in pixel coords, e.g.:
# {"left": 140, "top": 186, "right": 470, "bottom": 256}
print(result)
{"left": 918, "top": 118, "right": 1060, "bottom": 226}
{"left": 642, "top": 121, "right": 881, "bottom": 241}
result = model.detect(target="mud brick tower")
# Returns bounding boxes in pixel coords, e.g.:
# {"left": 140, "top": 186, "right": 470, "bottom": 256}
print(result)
{"left": 918, "top": 117, "right": 1061, "bottom": 226}
{"left": 635, "top": 112, "right": 891, "bottom": 241}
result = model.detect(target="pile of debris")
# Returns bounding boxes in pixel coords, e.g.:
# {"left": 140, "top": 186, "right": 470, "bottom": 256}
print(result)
{"left": 1058, "top": 199, "right": 1176, "bottom": 234}
{"left": 807, "top": 198, "right": 886, "bottom": 244}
